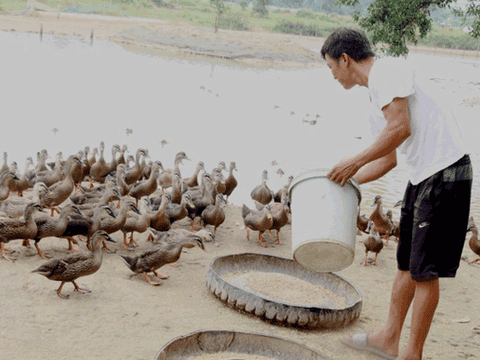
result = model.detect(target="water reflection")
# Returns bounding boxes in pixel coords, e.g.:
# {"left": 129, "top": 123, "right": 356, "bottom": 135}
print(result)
{"left": 1, "top": 30, "right": 479, "bottom": 222}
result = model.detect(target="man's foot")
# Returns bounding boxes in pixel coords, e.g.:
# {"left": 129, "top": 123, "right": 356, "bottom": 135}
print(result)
{"left": 340, "top": 333, "right": 397, "bottom": 359}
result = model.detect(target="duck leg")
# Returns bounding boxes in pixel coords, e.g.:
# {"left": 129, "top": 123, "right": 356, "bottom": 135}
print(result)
{"left": 275, "top": 231, "right": 282, "bottom": 244}
{"left": 128, "top": 232, "right": 138, "bottom": 248}
{"left": 142, "top": 272, "right": 161, "bottom": 286}
{"left": 362, "top": 252, "right": 369, "bottom": 266}
{"left": 246, "top": 228, "right": 250, "bottom": 241}
{"left": 368, "top": 253, "right": 379, "bottom": 265}
{"left": 469, "top": 258, "right": 480, "bottom": 264}
{"left": 152, "top": 270, "right": 169, "bottom": 280}
{"left": 22, "top": 239, "right": 32, "bottom": 248}
{"left": 72, "top": 280, "right": 91, "bottom": 294}
{"left": 67, "top": 239, "right": 80, "bottom": 253}
{"left": 258, "top": 232, "right": 268, "bottom": 247}
{"left": 102, "top": 240, "right": 115, "bottom": 253}
{"left": 0, "top": 242, "right": 14, "bottom": 261}
{"left": 56, "top": 281, "right": 69, "bottom": 299}
{"left": 34, "top": 241, "right": 51, "bottom": 259}
{"left": 123, "top": 233, "right": 130, "bottom": 250}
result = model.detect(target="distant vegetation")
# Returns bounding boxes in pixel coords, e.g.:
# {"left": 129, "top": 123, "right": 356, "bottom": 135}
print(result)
{"left": 0, "top": 0, "right": 478, "bottom": 51}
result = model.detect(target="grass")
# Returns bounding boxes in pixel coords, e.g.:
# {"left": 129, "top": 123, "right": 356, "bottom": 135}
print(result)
{"left": 1, "top": 0, "right": 479, "bottom": 51}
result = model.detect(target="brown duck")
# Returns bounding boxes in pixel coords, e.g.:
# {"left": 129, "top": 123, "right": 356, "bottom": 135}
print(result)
{"left": 200, "top": 193, "right": 226, "bottom": 237}
{"left": 250, "top": 170, "right": 273, "bottom": 205}
{"left": 30, "top": 203, "right": 83, "bottom": 258}
{"left": 0, "top": 203, "right": 46, "bottom": 261}
{"left": 32, "top": 230, "right": 115, "bottom": 299}
{"left": 242, "top": 203, "right": 273, "bottom": 247}
{"left": 362, "top": 224, "right": 384, "bottom": 266}
{"left": 223, "top": 161, "right": 238, "bottom": 203}
{"left": 121, "top": 227, "right": 207, "bottom": 286}
{"left": 467, "top": 216, "right": 480, "bottom": 264}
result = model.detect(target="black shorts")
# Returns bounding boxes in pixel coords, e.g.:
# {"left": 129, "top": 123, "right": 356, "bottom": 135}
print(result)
{"left": 397, "top": 154, "right": 473, "bottom": 281}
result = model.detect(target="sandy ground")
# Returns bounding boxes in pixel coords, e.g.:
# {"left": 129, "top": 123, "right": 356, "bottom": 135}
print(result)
{"left": 1, "top": 10, "right": 480, "bottom": 360}
{"left": 0, "top": 183, "right": 480, "bottom": 360}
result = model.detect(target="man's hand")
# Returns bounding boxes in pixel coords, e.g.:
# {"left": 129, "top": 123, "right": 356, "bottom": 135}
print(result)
{"left": 327, "top": 157, "right": 360, "bottom": 186}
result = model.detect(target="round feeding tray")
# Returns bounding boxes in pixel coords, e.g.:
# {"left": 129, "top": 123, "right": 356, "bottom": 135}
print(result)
{"left": 206, "top": 253, "right": 362, "bottom": 329}
{"left": 154, "top": 329, "right": 332, "bottom": 360}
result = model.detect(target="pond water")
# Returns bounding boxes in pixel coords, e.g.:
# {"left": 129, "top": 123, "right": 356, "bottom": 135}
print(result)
{"left": 1, "top": 30, "right": 480, "bottom": 221}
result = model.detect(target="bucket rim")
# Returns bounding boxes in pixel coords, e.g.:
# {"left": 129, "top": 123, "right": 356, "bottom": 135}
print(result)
{"left": 288, "top": 168, "right": 361, "bottom": 205}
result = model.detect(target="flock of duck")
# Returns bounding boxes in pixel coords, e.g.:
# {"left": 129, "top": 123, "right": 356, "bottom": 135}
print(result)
{"left": 0, "top": 143, "right": 292, "bottom": 299}
{"left": 356, "top": 194, "right": 480, "bottom": 267}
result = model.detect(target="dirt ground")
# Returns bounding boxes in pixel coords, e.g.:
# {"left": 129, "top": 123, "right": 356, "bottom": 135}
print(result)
{"left": 1, "top": 10, "right": 480, "bottom": 360}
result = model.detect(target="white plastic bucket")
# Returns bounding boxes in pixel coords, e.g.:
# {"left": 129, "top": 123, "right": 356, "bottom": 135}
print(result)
{"left": 288, "top": 169, "right": 361, "bottom": 272}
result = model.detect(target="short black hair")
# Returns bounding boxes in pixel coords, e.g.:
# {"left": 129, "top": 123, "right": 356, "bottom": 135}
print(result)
{"left": 321, "top": 27, "right": 375, "bottom": 62}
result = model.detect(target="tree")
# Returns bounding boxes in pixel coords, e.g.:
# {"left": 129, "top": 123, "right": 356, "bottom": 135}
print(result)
{"left": 210, "top": 0, "right": 227, "bottom": 33}
{"left": 337, "top": 0, "right": 480, "bottom": 56}
{"left": 253, "top": 0, "right": 271, "bottom": 17}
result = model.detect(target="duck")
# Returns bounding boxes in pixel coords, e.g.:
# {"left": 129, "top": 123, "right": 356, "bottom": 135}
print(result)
{"left": 0, "top": 171, "right": 20, "bottom": 201}
{"left": 32, "top": 230, "right": 115, "bottom": 299}
{"left": 250, "top": 170, "right": 273, "bottom": 205}
{"left": 242, "top": 203, "right": 273, "bottom": 247}
{"left": 10, "top": 157, "right": 35, "bottom": 197}
{"left": 182, "top": 161, "right": 204, "bottom": 189}
{"left": 98, "top": 199, "right": 140, "bottom": 252}
{"left": 60, "top": 204, "right": 116, "bottom": 248}
{"left": 148, "top": 193, "right": 172, "bottom": 234}
{"left": 106, "top": 144, "right": 121, "bottom": 174}
{"left": 116, "top": 144, "right": 128, "bottom": 167}
{"left": 39, "top": 155, "right": 83, "bottom": 216}
{"left": 0, "top": 152, "right": 9, "bottom": 174}
{"left": 30, "top": 203, "right": 83, "bottom": 258}
{"left": 89, "top": 141, "right": 110, "bottom": 184}
{"left": 274, "top": 175, "right": 293, "bottom": 203}
{"left": 200, "top": 193, "right": 226, "bottom": 238}
{"left": 267, "top": 195, "right": 290, "bottom": 244}
{"left": 369, "top": 195, "right": 394, "bottom": 243}
{"left": 124, "top": 148, "right": 149, "bottom": 185}
{"left": 0, "top": 182, "right": 49, "bottom": 218}
{"left": 0, "top": 203, "right": 46, "bottom": 261}
{"left": 467, "top": 216, "right": 480, "bottom": 264}
{"left": 157, "top": 151, "right": 191, "bottom": 191}
{"left": 211, "top": 167, "right": 227, "bottom": 197}
{"left": 128, "top": 161, "right": 162, "bottom": 204}
{"left": 87, "top": 147, "right": 98, "bottom": 168}
{"left": 386, "top": 210, "right": 400, "bottom": 244}
{"left": 166, "top": 170, "right": 183, "bottom": 205}
{"left": 357, "top": 212, "right": 371, "bottom": 234}
{"left": 362, "top": 224, "right": 384, "bottom": 266}
{"left": 185, "top": 172, "right": 215, "bottom": 231}
{"left": 34, "top": 152, "right": 65, "bottom": 187}
{"left": 223, "top": 161, "right": 238, "bottom": 203}
{"left": 120, "top": 227, "right": 207, "bottom": 286}
{"left": 165, "top": 193, "right": 194, "bottom": 225}
{"left": 120, "top": 197, "right": 151, "bottom": 249}
{"left": 114, "top": 164, "right": 133, "bottom": 196}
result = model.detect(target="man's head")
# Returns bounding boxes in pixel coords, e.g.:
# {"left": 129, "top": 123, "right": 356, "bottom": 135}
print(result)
{"left": 321, "top": 27, "right": 375, "bottom": 62}
{"left": 321, "top": 27, "right": 375, "bottom": 89}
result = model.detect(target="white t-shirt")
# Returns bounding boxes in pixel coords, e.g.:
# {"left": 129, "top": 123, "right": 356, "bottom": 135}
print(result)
{"left": 368, "top": 57, "right": 465, "bottom": 185}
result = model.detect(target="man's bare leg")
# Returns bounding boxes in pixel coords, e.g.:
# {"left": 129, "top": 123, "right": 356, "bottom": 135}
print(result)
{"left": 397, "top": 277, "right": 439, "bottom": 360}
{"left": 366, "top": 270, "right": 416, "bottom": 357}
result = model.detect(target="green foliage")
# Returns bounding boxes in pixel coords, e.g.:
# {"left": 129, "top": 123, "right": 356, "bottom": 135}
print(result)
{"left": 295, "top": 9, "right": 317, "bottom": 19}
{"left": 273, "top": 19, "right": 331, "bottom": 36}
{"left": 252, "top": 0, "right": 270, "bottom": 17}
{"left": 219, "top": 11, "right": 250, "bottom": 29}
{"left": 239, "top": 0, "right": 249, "bottom": 9}
{"left": 337, "top": 0, "right": 480, "bottom": 56}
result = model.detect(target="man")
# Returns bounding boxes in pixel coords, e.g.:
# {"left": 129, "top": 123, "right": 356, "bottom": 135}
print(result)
{"left": 322, "top": 27, "right": 472, "bottom": 360}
